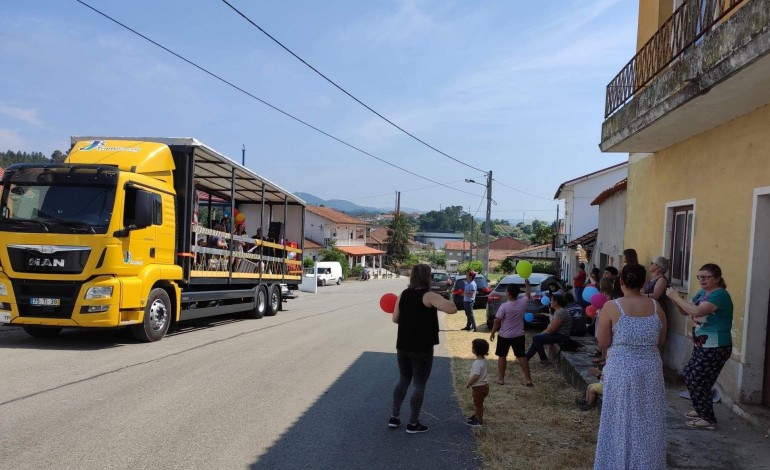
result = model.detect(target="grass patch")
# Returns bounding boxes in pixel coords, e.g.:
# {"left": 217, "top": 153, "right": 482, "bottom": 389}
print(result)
{"left": 444, "top": 308, "right": 599, "bottom": 470}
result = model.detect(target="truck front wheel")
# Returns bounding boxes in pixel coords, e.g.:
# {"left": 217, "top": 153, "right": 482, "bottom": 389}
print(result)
{"left": 130, "top": 288, "right": 171, "bottom": 342}
{"left": 22, "top": 326, "right": 62, "bottom": 338}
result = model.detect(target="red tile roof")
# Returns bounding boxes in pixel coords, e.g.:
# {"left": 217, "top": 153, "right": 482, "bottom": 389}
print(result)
{"left": 304, "top": 238, "right": 323, "bottom": 249}
{"left": 337, "top": 246, "right": 386, "bottom": 256}
{"left": 445, "top": 241, "right": 473, "bottom": 250}
{"left": 306, "top": 205, "right": 370, "bottom": 225}
{"left": 591, "top": 178, "right": 627, "bottom": 206}
{"left": 368, "top": 227, "right": 389, "bottom": 244}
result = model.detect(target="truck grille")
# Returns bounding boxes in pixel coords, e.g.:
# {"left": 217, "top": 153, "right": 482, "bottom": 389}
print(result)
{"left": 12, "top": 280, "right": 82, "bottom": 319}
{"left": 7, "top": 245, "right": 91, "bottom": 275}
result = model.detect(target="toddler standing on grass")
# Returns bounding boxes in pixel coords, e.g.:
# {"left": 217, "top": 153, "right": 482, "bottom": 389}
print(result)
{"left": 465, "top": 338, "right": 490, "bottom": 427}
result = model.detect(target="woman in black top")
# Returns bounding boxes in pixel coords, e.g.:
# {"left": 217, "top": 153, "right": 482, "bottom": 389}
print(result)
{"left": 389, "top": 264, "right": 458, "bottom": 434}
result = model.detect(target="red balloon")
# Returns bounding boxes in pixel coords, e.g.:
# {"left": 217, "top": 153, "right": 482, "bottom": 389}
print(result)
{"left": 586, "top": 305, "right": 597, "bottom": 319}
{"left": 380, "top": 293, "right": 398, "bottom": 314}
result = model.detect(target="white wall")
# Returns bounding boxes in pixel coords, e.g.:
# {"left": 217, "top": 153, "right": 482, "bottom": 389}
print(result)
{"left": 591, "top": 190, "right": 626, "bottom": 270}
{"left": 563, "top": 167, "right": 628, "bottom": 240}
{"left": 305, "top": 212, "right": 367, "bottom": 245}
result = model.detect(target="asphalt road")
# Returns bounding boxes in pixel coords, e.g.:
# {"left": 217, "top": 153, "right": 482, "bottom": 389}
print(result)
{"left": 0, "top": 278, "right": 480, "bottom": 470}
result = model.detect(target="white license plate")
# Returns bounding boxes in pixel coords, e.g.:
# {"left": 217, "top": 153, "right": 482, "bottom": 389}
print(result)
{"left": 30, "top": 298, "right": 60, "bottom": 306}
{"left": 0, "top": 312, "right": 10, "bottom": 323}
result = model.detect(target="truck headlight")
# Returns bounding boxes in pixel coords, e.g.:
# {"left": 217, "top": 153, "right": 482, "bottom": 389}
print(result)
{"left": 85, "top": 286, "right": 113, "bottom": 300}
{"left": 0, "top": 283, "right": 7, "bottom": 296}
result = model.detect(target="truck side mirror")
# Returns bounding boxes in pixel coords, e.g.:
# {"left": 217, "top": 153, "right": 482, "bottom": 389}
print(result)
{"left": 134, "top": 190, "right": 154, "bottom": 229}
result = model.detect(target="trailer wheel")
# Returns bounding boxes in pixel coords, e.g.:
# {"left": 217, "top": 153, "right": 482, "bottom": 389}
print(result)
{"left": 265, "top": 285, "right": 281, "bottom": 316}
{"left": 22, "top": 326, "right": 62, "bottom": 338}
{"left": 130, "top": 288, "right": 171, "bottom": 342}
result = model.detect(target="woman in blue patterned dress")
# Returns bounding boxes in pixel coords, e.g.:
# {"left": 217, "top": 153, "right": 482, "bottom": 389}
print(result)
{"left": 594, "top": 263, "right": 667, "bottom": 470}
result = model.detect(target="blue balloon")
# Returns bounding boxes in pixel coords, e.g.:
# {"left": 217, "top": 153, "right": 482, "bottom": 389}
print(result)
{"left": 582, "top": 286, "right": 599, "bottom": 303}
{"left": 541, "top": 295, "right": 551, "bottom": 306}
{"left": 524, "top": 313, "right": 534, "bottom": 323}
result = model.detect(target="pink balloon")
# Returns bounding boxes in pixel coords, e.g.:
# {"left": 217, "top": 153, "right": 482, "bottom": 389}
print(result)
{"left": 590, "top": 293, "right": 608, "bottom": 310}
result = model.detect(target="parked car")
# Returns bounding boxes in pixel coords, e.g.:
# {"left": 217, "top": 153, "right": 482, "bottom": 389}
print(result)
{"left": 451, "top": 274, "right": 492, "bottom": 309}
{"left": 485, "top": 273, "right": 552, "bottom": 329}
{"left": 430, "top": 270, "right": 453, "bottom": 298}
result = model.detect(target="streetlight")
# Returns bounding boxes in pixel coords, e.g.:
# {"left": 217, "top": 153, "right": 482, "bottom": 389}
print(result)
{"left": 465, "top": 172, "right": 492, "bottom": 275}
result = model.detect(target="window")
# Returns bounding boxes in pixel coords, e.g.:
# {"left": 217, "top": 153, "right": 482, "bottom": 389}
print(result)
{"left": 152, "top": 194, "right": 162, "bottom": 225}
{"left": 669, "top": 205, "right": 693, "bottom": 286}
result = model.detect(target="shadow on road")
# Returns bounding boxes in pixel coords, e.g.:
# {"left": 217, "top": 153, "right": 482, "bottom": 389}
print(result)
{"left": 250, "top": 351, "right": 481, "bottom": 470}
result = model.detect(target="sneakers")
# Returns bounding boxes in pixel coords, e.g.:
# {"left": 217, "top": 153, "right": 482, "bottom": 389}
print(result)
{"left": 466, "top": 416, "right": 482, "bottom": 427}
{"left": 405, "top": 422, "right": 429, "bottom": 434}
{"left": 574, "top": 398, "right": 593, "bottom": 411}
{"left": 388, "top": 416, "right": 401, "bottom": 429}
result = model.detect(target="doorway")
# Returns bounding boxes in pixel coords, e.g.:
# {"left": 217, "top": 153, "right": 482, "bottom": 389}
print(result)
{"left": 764, "top": 293, "right": 770, "bottom": 406}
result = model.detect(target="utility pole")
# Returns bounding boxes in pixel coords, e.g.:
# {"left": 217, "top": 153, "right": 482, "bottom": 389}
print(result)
{"left": 241, "top": 144, "right": 246, "bottom": 166}
{"left": 484, "top": 171, "right": 492, "bottom": 276}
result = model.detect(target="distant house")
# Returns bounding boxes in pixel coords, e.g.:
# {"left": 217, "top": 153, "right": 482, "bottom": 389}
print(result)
{"left": 305, "top": 205, "right": 385, "bottom": 269}
{"left": 412, "top": 231, "right": 465, "bottom": 250}
{"left": 589, "top": 178, "right": 627, "bottom": 271}
{"left": 487, "top": 236, "right": 530, "bottom": 251}
{"left": 553, "top": 162, "right": 628, "bottom": 282}
{"left": 444, "top": 241, "right": 474, "bottom": 262}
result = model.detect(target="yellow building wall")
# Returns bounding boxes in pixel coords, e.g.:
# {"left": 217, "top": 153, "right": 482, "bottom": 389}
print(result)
{"left": 625, "top": 102, "right": 770, "bottom": 357}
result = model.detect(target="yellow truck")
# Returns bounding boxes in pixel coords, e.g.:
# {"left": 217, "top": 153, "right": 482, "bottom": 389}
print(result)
{"left": 0, "top": 137, "right": 305, "bottom": 341}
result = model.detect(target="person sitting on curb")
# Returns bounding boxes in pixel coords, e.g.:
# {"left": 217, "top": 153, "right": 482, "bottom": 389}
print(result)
{"left": 524, "top": 293, "right": 572, "bottom": 364}
{"left": 575, "top": 367, "right": 603, "bottom": 411}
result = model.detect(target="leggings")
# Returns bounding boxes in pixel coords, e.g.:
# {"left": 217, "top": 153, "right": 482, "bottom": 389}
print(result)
{"left": 684, "top": 345, "right": 731, "bottom": 424}
{"left": 392, "top": 348, "right": 434, "bottom": 424}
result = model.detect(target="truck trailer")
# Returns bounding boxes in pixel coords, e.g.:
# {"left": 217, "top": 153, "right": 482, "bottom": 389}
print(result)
{"left": 0, "top": 137, "right": 305, "bottom": 341}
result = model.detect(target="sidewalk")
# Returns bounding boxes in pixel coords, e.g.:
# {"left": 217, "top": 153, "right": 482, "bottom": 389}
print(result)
{"left": 555, "top": 337, "right": 770, "bottom": 469}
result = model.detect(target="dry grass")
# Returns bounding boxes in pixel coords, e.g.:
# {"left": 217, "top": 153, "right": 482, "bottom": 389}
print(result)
{"left": 444, "top": 308, "right": 599, "bottom": 470}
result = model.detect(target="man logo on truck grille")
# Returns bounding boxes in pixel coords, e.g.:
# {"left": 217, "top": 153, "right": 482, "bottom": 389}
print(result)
{"left": 28, "top": 258, "right": 65, "bottom": 268}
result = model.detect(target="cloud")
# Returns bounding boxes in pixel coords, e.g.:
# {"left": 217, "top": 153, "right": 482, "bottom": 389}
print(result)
{"left": 338, "top": 0, "right": 440, "bottom": 45}
{"left": 0, "top": 103, "right": 42, "bottom": 126}
{"left": 0, "top": 128, "right": 28, "bottom": 151}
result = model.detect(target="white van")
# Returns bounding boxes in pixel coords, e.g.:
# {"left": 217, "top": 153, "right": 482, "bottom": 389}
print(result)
{"left": 315, "top": 261, "right": 343, "bottom": 286}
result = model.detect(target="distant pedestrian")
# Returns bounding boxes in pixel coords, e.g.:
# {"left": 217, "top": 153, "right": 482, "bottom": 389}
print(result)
{"left": 667, "top": 263, "right": 733, "bottom": 431}
{"left": 573, "top": 263, "right": 587, "bottom": 306}
{"left": 594, "top": 263, "right": 667, "bottom": 470}
{"left": 602, "top": 266, "right": 618, "bottom": 278}
{"left": 623, "top": 248, "right": 639, "bottom": 266}
{"left": 461, "top": 270, "right": 478, "bottom": 332}
{"left": 489, "top": 280, "right": 533, "bottom": 386}
{"left": 586, "top": 267, "right": 601, "bottom": 288}
{"left": 465, "top": 338, "right": 490, "bottom": 427}
{"left": 389, "top": 264, "right": 458, "bottom": 434}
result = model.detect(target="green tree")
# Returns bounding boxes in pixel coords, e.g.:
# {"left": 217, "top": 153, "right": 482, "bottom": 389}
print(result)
{"left": 319, "top": 242, "right": 349, "bottom": 277}
{"left": 386, "top": 213, "right": 411, "bottom": 263}
{"left": 50, "top": 150, "right": 67, "bottom": 163}
{"left": 532, "top": 225, "right": 555, "bottom": 245}
{"left": 498, "top": 257, "right": 516, "bottom": 274}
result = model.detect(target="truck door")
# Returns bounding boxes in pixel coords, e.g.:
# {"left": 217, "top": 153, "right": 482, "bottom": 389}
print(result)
{"left": 121, "top": 187, "right": 158, "bottom": 269}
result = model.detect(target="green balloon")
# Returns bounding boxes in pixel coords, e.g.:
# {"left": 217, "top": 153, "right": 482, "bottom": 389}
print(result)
{"left": 516, "top": 260, "right": 533, "bottom": 279}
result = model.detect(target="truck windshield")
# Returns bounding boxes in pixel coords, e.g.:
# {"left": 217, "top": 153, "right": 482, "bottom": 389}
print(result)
{"left": 0, "top": 166, "right": 118, "bottom": 234}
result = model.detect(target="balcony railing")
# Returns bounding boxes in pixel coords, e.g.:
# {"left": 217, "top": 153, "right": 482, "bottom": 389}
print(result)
{"left": 326, "top": 238, "right": 367, "bottom": 247}
{"left": 553, "top": 233, "right": 572, "bottom": 251}
{"left": 605, "top": 0, "right": 746, "bottom": 118}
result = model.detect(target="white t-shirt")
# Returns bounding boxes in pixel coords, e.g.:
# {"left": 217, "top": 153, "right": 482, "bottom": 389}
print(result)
{"left": 470, "top": 359, "right": 488, "bottom": 387}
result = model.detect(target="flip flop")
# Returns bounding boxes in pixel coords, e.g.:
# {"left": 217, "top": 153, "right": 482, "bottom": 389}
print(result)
{"left": 525, "top": 382, "right": 534, "bottom": 387}
{"left": 494, "top": 381, "right": 505, "bottom": 385}
{"left": 684, "top": 410, "right": 700, "bottom": 419}
{"left": 686, "top": 419, "right": 716, "bottom": 430}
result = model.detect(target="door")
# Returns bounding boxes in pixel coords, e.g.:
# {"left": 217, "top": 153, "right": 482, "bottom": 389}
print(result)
{"left": 763, "top": 291, "right": 770, "bottom": 406}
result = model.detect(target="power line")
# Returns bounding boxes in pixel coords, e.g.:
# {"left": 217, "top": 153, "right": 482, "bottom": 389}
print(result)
{"left": 73, "top": 0, "right": 480, "bottom": 198}
{"left": 492, "top": 178, "right": 553, "bottom": 201}
{"left": 220, "top": 0, "right": 487, "bottom": 175}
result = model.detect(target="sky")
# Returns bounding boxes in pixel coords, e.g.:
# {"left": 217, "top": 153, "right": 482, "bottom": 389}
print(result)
{"left": 0, "top": 0, "right": 634, "bottom": 223}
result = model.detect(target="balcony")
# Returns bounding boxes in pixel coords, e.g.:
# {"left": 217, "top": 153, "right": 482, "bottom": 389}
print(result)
{"left": 326, "top": 238, "right": 367, "bottom": 247}
{"left": 553, "top": 233, "right": 573, "bottom": 252}
{"left": 601, "top": 0, "right": 770, "bottom": 153}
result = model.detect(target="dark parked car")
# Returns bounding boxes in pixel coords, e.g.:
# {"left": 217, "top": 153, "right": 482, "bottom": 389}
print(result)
{"left": 430, "top": 270, "right": 453, "bottom": 298}
{"left": 451, "top": 274, "right": 491, "bottom": 309}
{"left": 485, "top": 273, "right": 552, "bottom": 329}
